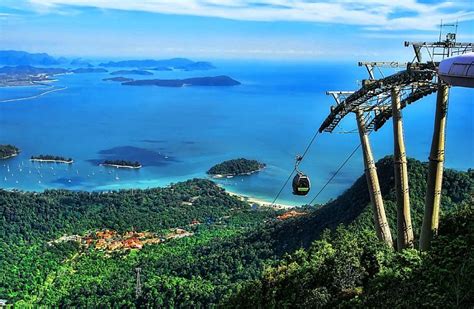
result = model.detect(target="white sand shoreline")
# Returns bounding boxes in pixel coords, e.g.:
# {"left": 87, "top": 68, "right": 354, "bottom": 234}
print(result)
{"left": 0, "top": 153, "right": 19, "bottom": 160}
{"left": 210, "top": 167, "right": 265, "bottom": 179}
{"left": 100, "top": 163, "right": 142, "bottom": 169}
{"left": 30, "top": 158, "right": 73, "bottom": 164}
{"left": 222, "top": 187, "right": 295, "bottom": 210}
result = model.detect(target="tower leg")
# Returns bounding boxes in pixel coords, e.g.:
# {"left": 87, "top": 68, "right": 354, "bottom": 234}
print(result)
{"left": 420, "top": 83, "right": 449, "bottom": 251}
{"left": 356, "top": 110, "right": 393, "bottom": 247}
{"left": 391, "top": 87, "right": 414, "bottom": 250}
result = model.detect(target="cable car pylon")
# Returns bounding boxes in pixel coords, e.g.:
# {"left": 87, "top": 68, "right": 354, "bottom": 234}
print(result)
{"left": 318, "top": 23, "right": 472, "bottom": 251}
{"left": 324, "top": 90, "right": 394, "bottom": 247}
{"left": 355, "top": 108, "right": 393, "bottom": 247}
{"left": 391, "top": 86, "right": 414, "bottom": 249}
{"left": 420, "top": 82, "right": 449, "bottom": 250}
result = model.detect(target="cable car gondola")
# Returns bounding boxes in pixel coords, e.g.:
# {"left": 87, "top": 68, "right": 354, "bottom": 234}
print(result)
{"left": 292, "top": 155, "right": 311, "bottom": 196}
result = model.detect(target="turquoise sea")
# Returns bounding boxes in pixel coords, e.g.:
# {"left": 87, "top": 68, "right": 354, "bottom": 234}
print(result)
{"left": 0, "top": 61, "right": 472, "bottom": 205}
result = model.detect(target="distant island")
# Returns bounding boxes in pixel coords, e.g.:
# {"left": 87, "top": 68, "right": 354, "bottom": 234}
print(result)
{"left": 207, "top": 158, "right": 266, "bottom": 177}
{"left": 0, "top": 52, "right": 217, "bottom": 88}
{"left": 0, "top": 65, "right": 68, "bottom": 86}
{"left": 150, "top": 66, "right": 173, "bottom": 71}
{"left": 179, "top": 61, "right": 215, "bottom": 71}
{"left": 0, "top": 50, "right": 60, "bottom": 66}
{"left": 0, "top": 50, "right": 95, "bottom": 67}
{"left": 0, "top": 65, "right": 108, "bottom": 87}
{"left": 0, "top": 65, "right": 68, "bottom": 75}
{"left": 100, "top": 160, "right": 142, "bottom": 169}
{"left": 70, "top": 58, "right": 93, "bottom": 67}
{"left": 99, "top": 58, "right": 215, "bottom": 71}
{"left": 110, "top": 70, "right": 153, "bottom": 76}
{"left": 103, "top": 77, "right": 134, "bottom": 82}
{"left": 30, "top": 155, "right": 73, "bottom": 164}
{"left": 123, "top": 76, "right": 240, "bottom": 87}
{"left": 0, "top": 144, "right": 20, "bottom": 159}
{"left": 0, "top": 65, "right": 228, "bottom": 88}
{"left": 71, "top": 68, "right": 107, "bottom": 74}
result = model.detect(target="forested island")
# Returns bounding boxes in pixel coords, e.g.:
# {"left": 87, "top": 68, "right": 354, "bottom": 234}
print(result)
{"left": 0, "top": 157, "right": 472, "bottom": 307}
{"left": 99, "top": 58, "right": 215, "bottom": 71}
{"left": 0, "top": 65, "right": 230, "bottom": 88}
{"left": 100, "top": 159, "right": 142, "bottom": 168}
{"left": 0, "top": 50, "right": 91, "bottom": 67}
{"left": 0, "top": 65, "right": 106, "bottom": 87}
{"left": 30, "top": 155, "right": 73, "bottom": 164}
{"left": 0, "top": 144, "right": 20, "bottom": 159}
{"left": 0, "top": 52, "right": 218, "bottom": 88}
{"left": 0, "top": 65, "right": 68, "bottom": 75}
{"left": 110, "top": 70, "right": 153, "bottom": 76}
{"left": 123, "top": 75, "right": 240, "bottom": 87}
{"left": 207, "top": 158, "right": 266, "bottom": 177}
{"left": 0, "top": 50, "right": 60, "bottom": 66}
{"left": 103, "top": 77, "right": 134, "bottom": 82}
{"left": 0, "top": 65, "right": 68, "bottom": 86}
{"left": 71, "top": 68, "right": 107, "bottom": 74}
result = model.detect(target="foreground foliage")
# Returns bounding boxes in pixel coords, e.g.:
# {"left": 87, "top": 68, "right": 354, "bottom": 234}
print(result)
{"left": 0, "top": 157, "right": 472, "bottom": 307}
{"left": 227, "top": 202, "right": 473, "bottom": 307}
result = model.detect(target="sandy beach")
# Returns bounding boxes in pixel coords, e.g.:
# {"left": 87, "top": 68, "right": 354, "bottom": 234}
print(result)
{"left": 30, "top": 158, "right": 74, "bottom": 164}
{"left": 223, "top": 187, "right": 295, "bottom": 210}
{"left": 0, "top": 153, "right": 19, "bottom": 160}
{"left": 210, "top": 167, "right": 265, "bottom": 179}
{"left": 99, "top": 163, "right": 142, "bottom": 169}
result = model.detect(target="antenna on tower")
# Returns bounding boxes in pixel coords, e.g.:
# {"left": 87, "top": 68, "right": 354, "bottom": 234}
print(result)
{"left": 438, "top": 19, "right": 443, "bottom": 43}
{"left": 135, "top": 267, "right": 142, "bottom": 298}
{"left": 404, "top": 20, "right": 470, "bottom": 63}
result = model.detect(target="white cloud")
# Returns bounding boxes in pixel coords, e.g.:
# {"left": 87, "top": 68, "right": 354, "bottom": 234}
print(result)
{"left": 22, "top": 0, "right": 474, "bottom": 30}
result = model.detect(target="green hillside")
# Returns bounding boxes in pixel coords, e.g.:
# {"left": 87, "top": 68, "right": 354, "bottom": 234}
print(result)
{"left": 224, "top": 157, "right": 473, "bottom": 307}
{"left": 226, "top": 201, "right": 473, "bottom": 308}
{"left": 0, "top": 157, "right": 472, "bottom": 307}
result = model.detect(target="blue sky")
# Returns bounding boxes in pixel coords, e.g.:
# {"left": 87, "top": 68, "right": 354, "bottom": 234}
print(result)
{"left": 0, "top": 0, "right": 473, "bottom": 60}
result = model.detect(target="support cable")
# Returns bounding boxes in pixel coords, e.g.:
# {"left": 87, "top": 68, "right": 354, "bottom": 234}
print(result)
{"left": 308, "top": 143, "right": 361, "bottom": 206}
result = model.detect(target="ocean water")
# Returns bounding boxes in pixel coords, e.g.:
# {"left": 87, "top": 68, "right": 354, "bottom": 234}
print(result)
{"left": 0, "top": 61, "right": 472, "bottom": 205}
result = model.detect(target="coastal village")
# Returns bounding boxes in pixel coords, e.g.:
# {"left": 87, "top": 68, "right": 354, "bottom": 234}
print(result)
{"left": 48, "top": 210, "right": 306, "bottom": 254}
{"left": 49, "top": 225, "right": 197, "bottom": 253}
{"left": 276, "top": 210, "right": 307, "bottom": 220}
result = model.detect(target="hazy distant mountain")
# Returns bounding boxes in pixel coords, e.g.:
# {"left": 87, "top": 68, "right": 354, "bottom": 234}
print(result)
{"left": 0, "top": 50, "right": 60, "bottom": 66}
{"left": 0, "top": 65, "right": 68, "bottom": 75}
{"left": 99, "top": 58, "right": 216, "bottom": 70}
{"left": 0, "top": 65, "right": 109, "bottom": 76}
{"left": 0, "top": 51, "right": 215, "bottom": 71}
{"left": 0, "top": 50, "right": 96, "bottom": 67}
{"left": 71, "top": 68, "right": 107, "bottom": 73}
{"left": 70, "top": 58, "right": 93, "bottom": 67}
{"left": 110, "top": 70, "right": 153, "bottom": 76}
{"left": 123, "top": 76, "right": 240, "bottom": 87}
{"left": 182, "top": 61, "right": 215, "bottom": 71}
{"left": 99, "top": 58, "right": 193, "bottom": 68}
{"left": 103, "top": 77, "right": 134, "bottom": 82}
